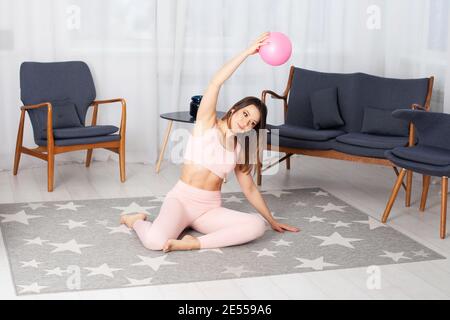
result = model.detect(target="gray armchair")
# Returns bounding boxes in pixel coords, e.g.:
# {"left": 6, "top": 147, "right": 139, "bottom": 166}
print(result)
{"left": 14, "top": 61, "right": 126, "bottom": 192}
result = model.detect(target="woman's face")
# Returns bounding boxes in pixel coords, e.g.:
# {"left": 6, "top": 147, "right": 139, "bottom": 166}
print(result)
{"left": 230, "top": 105, "right": 261, "bottom": 134}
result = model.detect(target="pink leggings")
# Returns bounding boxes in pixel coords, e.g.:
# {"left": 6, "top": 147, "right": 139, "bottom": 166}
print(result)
{"left": 132, "top": 179, "right": 266, "bottom": 250}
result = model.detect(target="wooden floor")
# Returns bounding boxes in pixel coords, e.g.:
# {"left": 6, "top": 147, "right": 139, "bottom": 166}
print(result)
{"left": 1, "top": 155, "right": 450, "bottom": 300}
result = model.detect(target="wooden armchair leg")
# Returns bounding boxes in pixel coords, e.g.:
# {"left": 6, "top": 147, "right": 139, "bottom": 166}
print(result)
{"left": 382, "top": 168, "right": 407, "bottom": 223}
{"left": 119, "top": 146, "right": 126, "bottom": 182}
{"left": 419, "top": 175, "right": 431, "bottom": 211}
{"left": 86, "top": 149, "right": 93, "bottom": 167}
{"left": 256, "top": 154, "right": 262, "bottom": 186}
{"left": 47, "top": 152, "right": 55, "bottom": 192}
{"left": 13, "top": 110, "right": 25, "bottom": 175}
{"left": 441, "top": 176, "right": 447, "bottom": 239}
{"left": 405, "top": 170, "right": 413, "bottom": 207}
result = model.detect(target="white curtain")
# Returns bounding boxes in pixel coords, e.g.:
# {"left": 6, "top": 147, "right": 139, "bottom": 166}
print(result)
{"left": 0, "top": 0, "right": 448, "bottom": 170}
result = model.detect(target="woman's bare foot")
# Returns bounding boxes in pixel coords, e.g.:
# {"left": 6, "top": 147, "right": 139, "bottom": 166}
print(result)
{"left": 163, "top": 235, "right": 200, "bottom": 253}
{"left": 120, "top": 213, "right": 147, "bottom": 228}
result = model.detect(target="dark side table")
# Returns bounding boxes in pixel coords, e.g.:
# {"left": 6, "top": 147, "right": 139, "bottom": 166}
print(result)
{"left": 156, "top": 111, "right": 226, "bottom": 173}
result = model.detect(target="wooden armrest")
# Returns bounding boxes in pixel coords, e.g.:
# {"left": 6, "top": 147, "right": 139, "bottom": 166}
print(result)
{"left": 20, "top": 102, "right": 52, "bottom": 111}
{"left": 89, "top": 99, "right": 126, "bottom": 135}
{"left": 261, "top": 90, "right": 287, "bottom": 102}
{"left": 91, "top": 98, "right": 126, "bottom": 105}
{"left": 411, "top": 103, "right": 426, "bottom": 111}
{"left": 20, "top": 102, "right": 54, "bottom": 143}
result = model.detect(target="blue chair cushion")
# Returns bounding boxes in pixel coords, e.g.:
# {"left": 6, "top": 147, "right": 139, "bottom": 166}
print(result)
{"left": 267, "top": 124, "right": 344, "bottom": 141}
{"left": 391, "top": 145, "right": 450, "bottom": 166}
{"left": 336, "top": 133, "right": 409, "bottom": 149}
{"left": 267, "top": 132, "right": 335, "bottom": 150}
{"left": 361, "top": 106, "right": 409, "bottom": 137}
{"left": 36, "top": 134, "right": 120, "bottom": 147}
{"left": 43, "top": 125, "right": 119, "bottom": 140}
{"left": 310, "top": 87, "right": 344, "bottom": 129}
{"left": 385, "top": 150, "right": 450, "bottom": 177}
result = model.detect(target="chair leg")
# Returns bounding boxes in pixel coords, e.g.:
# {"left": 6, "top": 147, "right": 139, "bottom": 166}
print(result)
{"left": 256, "top": 151, "right": 262, "bottom": 186}
{"left": 286, "top": 153, "right": 291, "bottom": 170}
{"left": 119, "top": 146, "right": 126, "bottom": 182}
{"left": 419, "top": 175, "right": 431, "bottom": 212}
{"left": 47, "top": 151, "right": 54, "bottom": 192}
{"left": 382, "top": 168, "right": 407, "bottom": 223}
{"left": 13, "top": 110, "right": 25, "bottom": 175}
{"left": 405, "top": 170, "right": 413, "bottom": 207}
{"left": 86, "top": 149, "right": 93, "bottom": 167}
{"left": 440, "top": 177, "right": 447, "bottom": 239}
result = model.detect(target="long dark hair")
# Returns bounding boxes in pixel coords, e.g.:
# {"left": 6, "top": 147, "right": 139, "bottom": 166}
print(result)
{"left": 220, "top": 96, "right": 268, "bottom": 176}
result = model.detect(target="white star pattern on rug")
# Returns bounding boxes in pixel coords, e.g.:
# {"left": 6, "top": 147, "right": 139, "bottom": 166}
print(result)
{"left": 294, "top": 257, "right": 339, "bottom": 270}
{"left": 379, "top": 251, "right": 411, "bottom": 262}
{"left": 23, "top": 237, "right": 49, "bottom": 246}
{"left": 48, "top": 239, "right": 93, "bottom": 254}
{"left": 84, "top": 263, "right": 122, "bottom": 278}
{"left": 329, "top": 221, "right": 352, "bottom": 228}
{"left": 222, "top": 195, "right": 245, "bottom": 203}
{"left": 60, "top": 220, "right": 87, "bottom": 230}
{"left": 222, "top": 266, "right": 252, "bottom": 277}
{"left": 45, "top": 267, "right": 66, "bottom": 276}
{"left": 354, "top": 217, "right": 387, "bottom": 230}
{"left": 312, "top": 232, "right": 363, "bottom": 249}
{"left": 22, "top": 203, "right": 46, "bottom": 210}
{"left": 294, "top": 201, "right": 307, "bottom": 207}
{"left": 107, "top": 225, "right": 132, "bottom": 235}
{"left": 261, "top": 190, "right": 292, "bottom": 198}
{"left": 252, "top": 248, "right": 277, "bottom": 257}
{"left": 148, "top": 196, "right": 166, "bottom": 202}
{"left": 124, "top": 277, "right": 153, "bottom": 286}
{"left": 0, "top": 210, "right": 42, "bottom": 225}
{"left": 20, "top": 259, "right": 43, "bottom": 268}
{"left": 272, "top": 239, "right": 292, "bottom": 247}
{"left": 315, "top": 203, "right": 347, "bottom": 213}
{"left": 311, "top": 191, "right": 329, "bottom": 196}
{"left": 198, "top": 248, "right": 223, "bottom": 254}
{"left": 412, "top": 250, "right": 430, "bottom": 258}
{"left": 54, "top": 202, "right": 85, "bottom": 211}
{"left": 112, "top": 202, "right": 156, "bottom": 215}
{"left": 304, "top": 216, "right": 326, "bottom": 223}
{"left": 96, "top": 220, "right": 109, "bottom": 226}
{"left": 17, "top": 282, "right": 47, "bottom": 294}
{"left": 131, "top": 255, "right": 178, "bottom": 272}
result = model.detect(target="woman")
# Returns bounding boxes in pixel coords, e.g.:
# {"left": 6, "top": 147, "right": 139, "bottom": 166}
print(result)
{"left": 121, "top": 32, "right": 299, "bottom": 253}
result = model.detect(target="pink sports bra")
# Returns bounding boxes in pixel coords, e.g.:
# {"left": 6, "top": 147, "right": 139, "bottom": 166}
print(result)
{"left": 183, "top": 124, "right": 241, "bottom": 179}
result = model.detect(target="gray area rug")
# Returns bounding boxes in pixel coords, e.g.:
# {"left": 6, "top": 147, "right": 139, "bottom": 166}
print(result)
{"left": 0, "top": 187, "right": 445, "bottom": 295}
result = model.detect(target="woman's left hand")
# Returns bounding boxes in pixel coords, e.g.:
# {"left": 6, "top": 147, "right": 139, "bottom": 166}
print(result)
{"left": 270, "top": 220, "right": 300, "bottom": 233}
{"left": 245, "top": 32, "right": 271, "bottom": 55}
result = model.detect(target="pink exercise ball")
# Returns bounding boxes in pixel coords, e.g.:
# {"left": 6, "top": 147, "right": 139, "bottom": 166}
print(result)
{"left": 259, "top": 32, "right": 292, "bottom": 66}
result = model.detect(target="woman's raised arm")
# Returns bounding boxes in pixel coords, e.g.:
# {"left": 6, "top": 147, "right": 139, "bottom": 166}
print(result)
{"left": 195, "top": 32, "right": 270, "bottom": 129}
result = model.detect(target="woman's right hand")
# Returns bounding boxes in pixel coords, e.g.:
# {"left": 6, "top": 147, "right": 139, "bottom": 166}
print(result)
{"left": 245, "top": 32, "right": 271, "bottom": 56}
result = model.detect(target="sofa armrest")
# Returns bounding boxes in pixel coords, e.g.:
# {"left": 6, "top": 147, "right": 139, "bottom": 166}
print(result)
{"left": 261, "top": 90, "right": 287, "bottom": 104}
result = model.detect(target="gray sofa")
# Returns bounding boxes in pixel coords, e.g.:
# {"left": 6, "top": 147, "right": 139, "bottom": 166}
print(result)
{"left": 258, "top": 67, "right": 434, "bottom": 188}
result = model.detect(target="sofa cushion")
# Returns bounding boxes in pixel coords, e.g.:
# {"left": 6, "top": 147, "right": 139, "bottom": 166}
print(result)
{"left": 267, "top": 132, "right": 335, "bottom": 150}
{"left": 267, "top": 124, "right": 345, "bottom": 141}
{"left": 334, "top": 141, "right": 390, "bottom": 158}
{"left": 310, "top": 87, "right": 344, "bottom": 129}
{"left": 361, "top": 106, "right": 409, "bottom": 137}
{"left": 43, "top": 125, "right": 119, "bottom": 140}
{"left": 391, "top": 145, "right": 450, "bottom": 166}
{"left": 336, "top": 133, "right": 409, "bottom": 149}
